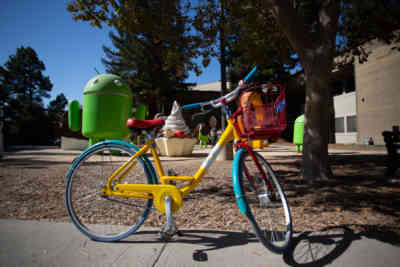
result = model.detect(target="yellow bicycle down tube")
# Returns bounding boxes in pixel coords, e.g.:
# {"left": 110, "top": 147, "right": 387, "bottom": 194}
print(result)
{"left": 180, "top": 119, "right": 237, "bottom": 196}
{"left": 104, "top": 143, "right": 151, "bottom": 194}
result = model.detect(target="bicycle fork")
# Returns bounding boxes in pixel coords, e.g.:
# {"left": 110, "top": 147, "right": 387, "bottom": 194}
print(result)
{"left": 237, "top": 142, "right": 275, "bottom": 193}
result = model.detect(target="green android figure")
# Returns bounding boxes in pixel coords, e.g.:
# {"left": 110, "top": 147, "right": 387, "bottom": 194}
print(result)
{"left": 68, "top": 74, "right": 133, "bottom": 146}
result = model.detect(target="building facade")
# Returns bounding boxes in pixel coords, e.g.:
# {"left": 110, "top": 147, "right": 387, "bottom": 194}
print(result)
{"left": 334, "top": 40, "right": 400, "bottom": 145}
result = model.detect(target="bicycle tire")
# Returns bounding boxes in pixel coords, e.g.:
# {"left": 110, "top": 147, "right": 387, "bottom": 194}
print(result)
{"left": 233, "top": 148, "right": 292, "bottom": 253}
{"left": 65, "top": 140, "right": 157, "bottom": 242}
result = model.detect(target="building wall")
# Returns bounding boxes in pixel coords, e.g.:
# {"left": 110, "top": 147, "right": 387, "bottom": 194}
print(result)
{"left": 354, "top": 40, "right": 400, "bottom": 145}
{"left": 334, "top": 92, "right": 357, "bottom": 144}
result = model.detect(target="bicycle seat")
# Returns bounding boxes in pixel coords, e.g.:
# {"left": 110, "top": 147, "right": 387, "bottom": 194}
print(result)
{"left": 126, "top": 118, "right": 165, "bottom": 130}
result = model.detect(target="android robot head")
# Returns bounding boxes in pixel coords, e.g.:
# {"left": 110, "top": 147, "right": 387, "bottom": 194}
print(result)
{"left": 68, "top": 74, "right": 132, "bottom": 146}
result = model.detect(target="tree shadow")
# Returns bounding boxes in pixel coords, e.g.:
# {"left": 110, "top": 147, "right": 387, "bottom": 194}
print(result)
{"left": 4, "top": 151, "right": 79, "bottom": 157}
{"left": 0, "top": 157, "right": 72, "bottom": 168}
{"left": 272, "top": 153, "right": 400, "bottom": 213}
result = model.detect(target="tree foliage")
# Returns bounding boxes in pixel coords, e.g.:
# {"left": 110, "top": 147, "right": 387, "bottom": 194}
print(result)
{"left": 225, "top": 1, "right": 298, "bottom": 85}
{"left": 101, "top": 18, "right": 192, "bottom": 110}
{"left": 67, "top": 0, "right": 211, "bottom": 75}
{"left": 253, "top": 0, "right": 400, "bottom": 181}
{"left": 339, "top": 0, "right": 400, "bottom": 52}
{"left": 0, "top": 46, "right": 52, "bottom": 107}
{"left": 68, "top": 0, "right": 209, "bottom": 114}
{"left": 48, "top": 93, "right": 68, "bottom": 122}
{"left": 0, "top": 46, "right": 67, "bottom": 146}
{"left": 190, "top": 0, "right": 297, "bottom": 88}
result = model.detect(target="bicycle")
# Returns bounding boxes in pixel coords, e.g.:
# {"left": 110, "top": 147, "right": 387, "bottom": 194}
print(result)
{"left": 65, "top": 67, "right": 293, "bottom": 253}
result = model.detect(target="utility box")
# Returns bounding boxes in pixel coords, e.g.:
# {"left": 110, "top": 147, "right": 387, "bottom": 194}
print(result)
{"left": 293, "top": 114, "right": 304, "bottom": 152}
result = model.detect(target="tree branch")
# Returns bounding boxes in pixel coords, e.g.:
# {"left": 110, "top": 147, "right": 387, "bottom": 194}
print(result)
{"left": 264, "top": 0, "right": 311, "bottom": 56}
{"left": 318, "top": 0, "right": 340, "bottom": 54}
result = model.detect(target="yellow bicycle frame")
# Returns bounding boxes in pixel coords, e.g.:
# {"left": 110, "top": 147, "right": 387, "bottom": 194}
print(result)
{"left": 102, "top": 119, "right": 241, "bottom": 214}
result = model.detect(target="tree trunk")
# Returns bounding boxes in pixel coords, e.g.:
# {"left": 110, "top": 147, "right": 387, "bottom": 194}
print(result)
{"left": 328, "top": 94, "right": 336, "bottom": 144}
{"left": 302, "top": 50, "right": 333, "bottom": 181}
{"left": 262, "top": 0, "right": 340, "bottom": 181}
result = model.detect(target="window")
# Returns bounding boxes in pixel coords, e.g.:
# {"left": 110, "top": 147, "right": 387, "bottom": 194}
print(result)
{"left": 343, "top": 77, "right": 355, "bottom": 93}
{"left": 335, "top": 117, "right": 345, "bottom": 133}
{"left": 347, "top": 115, "right": 357, "bottom": 132}
{"left": 332, "top": 80, "right": 344, "bottom": 96}
{"left": 331, "top": 64, "right": 355, "bottom": 96}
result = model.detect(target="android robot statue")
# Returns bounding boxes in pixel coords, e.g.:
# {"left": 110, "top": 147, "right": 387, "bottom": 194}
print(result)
{"left": 68, "top": 74, "right": 133, "bottom": 146}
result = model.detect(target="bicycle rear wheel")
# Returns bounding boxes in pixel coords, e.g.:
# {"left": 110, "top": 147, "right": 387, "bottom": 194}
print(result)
{"left": 234, "top": 149, "right": 292, "bottom": 253}
{"left": 65, "top": 141, "right": 156, "bottom": 242}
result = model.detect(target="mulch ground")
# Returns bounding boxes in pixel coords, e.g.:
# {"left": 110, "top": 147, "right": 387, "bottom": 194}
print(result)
{"left": 0, "top": 144, "right": 399, "bottom": 239}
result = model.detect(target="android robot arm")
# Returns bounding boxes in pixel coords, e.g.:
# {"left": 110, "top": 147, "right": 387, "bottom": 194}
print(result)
{"left": 68, "top": 99, "right": 101, "bottom": 146}
{"left": 68, "top": 100, "right": 81, "bottom": 132}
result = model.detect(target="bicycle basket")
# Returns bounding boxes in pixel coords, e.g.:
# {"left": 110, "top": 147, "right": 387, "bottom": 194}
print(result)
{"left": 237, "top": 84, "right": 287, "bottom": 140}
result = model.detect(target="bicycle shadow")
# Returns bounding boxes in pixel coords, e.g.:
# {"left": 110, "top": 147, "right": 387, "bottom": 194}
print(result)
{"left": 117, "top": 229, "right": 259, "bottom": 261}
{"left": 120, "top": 228, "right": 257, "bottom": 245}
{"left": 116, "top": 227, "right": 353, "bottom": 264}
{"left": 282, "top": 226, "right": 357, "bottom": 266}
{"left": 118, "top": 225, "right": 400, "bottom": 265}
{"left": 283, "top": 225, "right": 400, "bottom": 266}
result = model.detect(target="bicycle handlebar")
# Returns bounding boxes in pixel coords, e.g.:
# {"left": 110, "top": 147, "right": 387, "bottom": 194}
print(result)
{"left": 182, "top": 103, "right": 201, "bottom": 110}
{"left": 182, "top": 66, "right": 258, "bottom": 112}
{"left": 244, "top": 66, "right": 257, "bottom": 82}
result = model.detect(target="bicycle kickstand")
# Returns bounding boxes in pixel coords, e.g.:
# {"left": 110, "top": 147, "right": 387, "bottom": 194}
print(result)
{"left": 160, "top": 195, "right": 182, "bottom": 240}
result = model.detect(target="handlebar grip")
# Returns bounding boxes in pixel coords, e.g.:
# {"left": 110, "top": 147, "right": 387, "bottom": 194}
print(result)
{"left": 182, "top": 102, "right": 201, "bottom": 110}
{"left": 244, "top": 66, "right": 258, "bottom": 82}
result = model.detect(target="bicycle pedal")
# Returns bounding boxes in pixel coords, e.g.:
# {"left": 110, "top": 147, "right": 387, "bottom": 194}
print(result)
{"left": 193, "top": 250, "right": 208, "bottom": 262}
{"left": 159, "top": 225, "right": 179, "bottom": 241}
{"left": 269, "top": 193, "right": 278, "bottom": 202}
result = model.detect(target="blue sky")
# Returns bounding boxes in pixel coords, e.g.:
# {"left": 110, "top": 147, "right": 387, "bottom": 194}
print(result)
{"left": 0, "top": 0, "right": 220, "bottom": 106}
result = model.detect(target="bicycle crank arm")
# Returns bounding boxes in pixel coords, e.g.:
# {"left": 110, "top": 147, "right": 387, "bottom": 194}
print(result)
{"left": 112, "top": 184, "right": 183, "bottom": 214}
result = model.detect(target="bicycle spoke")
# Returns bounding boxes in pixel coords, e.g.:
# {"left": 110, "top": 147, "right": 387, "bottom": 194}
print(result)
{"left": 237, "top": 149, "right": 292, "bottom": 253}
{"left": 66, "top": 142, "right": 154, "bottom": 242}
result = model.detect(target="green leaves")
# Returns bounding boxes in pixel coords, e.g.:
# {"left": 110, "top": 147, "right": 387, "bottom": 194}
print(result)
{"left": 339, "top": 0, "right": 400, "bottom": 54}
{"left": 0, "top": 46, "right": 66, "bottom": 145}
{"left": 67, "top": 0, "right": 220, "bottom": 114}
{"left": 2, "top": 46, "right": 52, "bottom": 105}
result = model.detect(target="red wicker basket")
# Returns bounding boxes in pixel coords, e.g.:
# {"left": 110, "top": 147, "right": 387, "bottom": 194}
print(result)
{"left": 237, "top": 84, "right": 287, "bottom": 140}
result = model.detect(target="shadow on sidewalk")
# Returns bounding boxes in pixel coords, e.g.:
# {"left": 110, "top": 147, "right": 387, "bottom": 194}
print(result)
{"left": 112, "top": 225, "right": 400, "bottom": 265}
{"left": 117, "top": 229, "right": 259, "bottom": 261}
{"left": 283, "top": 225, "right": 400, "bottom": 266}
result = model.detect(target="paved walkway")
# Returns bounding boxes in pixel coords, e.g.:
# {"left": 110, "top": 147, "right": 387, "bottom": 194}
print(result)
{"left": 1, "top": 219, "right": 399, "bottom": 267}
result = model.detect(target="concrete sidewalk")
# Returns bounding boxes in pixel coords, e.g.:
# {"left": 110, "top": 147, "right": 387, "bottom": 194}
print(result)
{"left": 1, "top": 219, "right": 399, "bottom": 267}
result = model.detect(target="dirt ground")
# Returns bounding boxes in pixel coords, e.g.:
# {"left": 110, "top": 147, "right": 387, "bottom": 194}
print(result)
{"left": 0, "top": 143, "right": 399, "bottom": 237}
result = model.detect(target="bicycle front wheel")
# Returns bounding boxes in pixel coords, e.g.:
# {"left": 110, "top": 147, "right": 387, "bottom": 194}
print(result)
{"left": 65, "top": 141, "right": 156, "bottom": 242}
{"left": 234, "top": 149, "right": 292, "bottom": 253}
